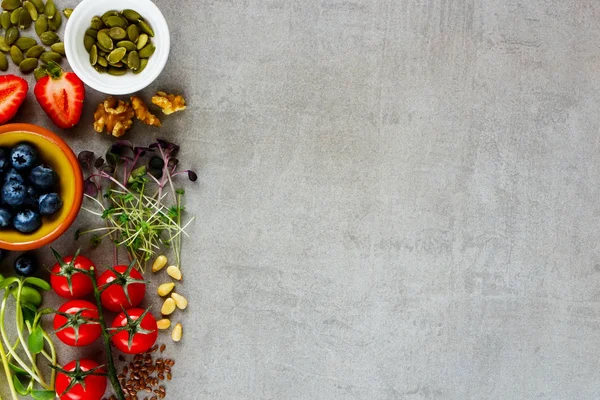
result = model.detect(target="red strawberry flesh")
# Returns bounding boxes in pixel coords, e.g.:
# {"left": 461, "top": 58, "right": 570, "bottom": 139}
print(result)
{"left": 0, "top": 75, "right": 28, "bottom": 125}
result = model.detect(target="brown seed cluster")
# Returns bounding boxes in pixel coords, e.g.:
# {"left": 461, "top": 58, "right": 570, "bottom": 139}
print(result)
{"left": 102, "top": 344, "right": 175, "bottom": 400}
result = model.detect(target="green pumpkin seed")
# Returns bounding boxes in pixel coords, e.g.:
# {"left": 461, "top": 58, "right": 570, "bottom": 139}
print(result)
{"left": 94, "top": 64, "right": 106, "bottom": 73}
{"left": 97, "top": 55, "right": 107, "bottom": 67}
{"left": 40, "top": 50, "right": 60, "bottom": 63}
{"left": 62, "top": 7, "right": 71, "bottom": 18}
{"left": 9, "top": 6, "right": 21, "bottom": 24}
{"left": 110, "top": 61, "right": 124, "bottom": 67}
{"left": 39, "top": 30, "right": 58, "bottom": 45}
{"left": 89, "top": 44, "right": 97, "bottom": 65}
{"left": 106, "top": 15, "right": 126, "bottom": 28}
{"left": 1, "top": 0, "right": 21, "bottom": 12}
{"left": 25, "top": 43, "right": 43, "bottom": 57}
{"left": 122, "top": 9, "right": 141, "bottom": 22}
{"left": 96, "top": 40, "right": 111, "bottom": 53}
{"left": 5, "top": 26, "right": 18, "bottom": 45}
{"left": 47, "top": 6, "right": 60, "bottom": 29}
{"left": 34, "top": 14, "right": 47, "bottom": 35}
{"left": 127, "top": 24, "right": 139, "bottom": 42}
{"left": 97, "top": 30, "right": 113, "bottom": 51}
{"left": 136, "top": 33, "right": 148, "bottom": 50}
{"left": 101, "top": 10, "right": 117, "bottom": 25}
{"left": 18, "top": 7, "right": 31, "bottom": 28}
{"left": 108, "top": 27, "right": 126, "bottom": 40}
{"left": 107, "top": 46, "right": 126, "bottom": 64}
{"left": 0, "top": 37, "right": 10, "bottom": 52}
{"left": 134, "top": 57, "right": 147, "bottom": 74}
{"left": 108, "top": 66, "right": 127, "bottom": 76}
{"left": 116, "top": 40, "right": 135, "bottom": 52}
{"left": 83, "top": 34, "right": 94, "bottom": 52}
{"left": 29, "top": 0, "right": 42, "bottom": 12}
{"left": 23, "top": 1, "right": 36, "bottom": 20}
{"left": 33, "top": 65, "right": 46, "bottom": 80}
{"left": 10, "top": 45, "right": 23, "bottom": 65}
{"left": 138, "top": 43, "right": 155, "bottom": 58}
{"left": 50, "top": 41, "right": 63, "bottom": 55}
{"left": 98, "top": 50, "right": 106, "bottom": 57}
{"left": 127, "top": 50, "right": 139, "bottom": 70}
{"left": 44, "top": 0, "right": 55, "bottom": 19}
{"left": 1, "top": 11, "right": 11, "bottom": 29}
{"left": 85, "top": 28, "right": 97, "bottom": 38}
{"left": 137, "top": 19, "right": 154, "bottom": 37}
{"left": 19, "top": 56, "right": 37, "bottom": 72}
{"left": 15, "top": 36, "right": 35, "bottom": 50}
{"left": 0, "top": 52, "right": 7, "bottom": 71}
{"left": 90, "top": 15, "right": 103, "bottom": 30}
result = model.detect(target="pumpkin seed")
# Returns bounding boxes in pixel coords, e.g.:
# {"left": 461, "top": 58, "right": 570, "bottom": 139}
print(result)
{"left": 23, "top": 1, "right": 36, "bottom": 21}
{"left": 138, "top": 43, "right": 155, "bottom": 58}
{"left": 15, "top": 36, "right": 35, "bottom": 50}
{"left": 97, "top": 30, "right": 113, "bottom": 51}
{"left": 25, "top": 43, "right": 43, "bottom": 57}
{"left": 106, "top": 15, "right": 126, "bottom": 28}
{"left": 9, "top": 45, "right": 23, "bottom": 65}
{"left": 108, "top": 27, "right": 126, "bottom": 40}
{"left": 18, "top": 6, "right": 31, "bottom": 28}
{"left": 101, "top": 10, "right": 117, "bottom": 25}
{"left": 40, "top": 50, "right": 60, "bottom": 63}
{"left": 122, "top": 9, "right": 141, "bottom": 23}
{"left": 137, "top": 19, "right": 154, "bottom": 37}
{"left": 0, "top": 52, "right": 7, "bottom": 71}
{"left": 9, "top": 6, "right": 20, "bottom": 24}
{"left": 127, "top": 50, "right": 139, "bottom": 70}
{"left": 89, "top": 44, "right": 97, "bottom": 65}
{"left": 0, "top": 37, "right": 9, "bottom": 52}
{"left": 109, "top": 61, "right": 124, "bottom": 67}
{"left": 136, "top": 33, "right": 148, "bottom": 50}
{"left": 5, "top": 26, "right": 18, "bottom": 45}
{"left": 29, "top": 0, "right": 42, "bottom": 12}
{"left": 47, "top": 6, "right": 60, "bottom": 29}
{"left": 93, "top": 64, "right": 106, "bottom": 73}
{"left": 127, "top": 23, "right": 139, "bottom": 42}
{"left": 1, "top": 11, "right": 11, "bottom": 29}
{"left": 44, "top": 0, "right": 55, "bottom": 19}
{"left": 39, "top": 30, "right": 58, "bottom": 45}
{"left": 107, "top": 46, "right": 126, "bottom": 64}
{"left": 1, "top": 0, "right": 21, "bottom": 12}
{"left": 96, "top": 40, "right": 111, "bottom": 53}
{"left": 85, "top": 28, "right": 97, "bottom": 38}
{"left": 116, "top": 40, "right": 135, "bottom": 52}
{"left": 107, "top": 66, "right": 126, "bottom": 75}
{"left": 62, "top": 7, "right": 71, "bottom": 18}
{"left": 83, "top": 34, "right": 94, "bottom": 52}
{"left": 50, "top": 41, "right": 63, "bottom": 55}
{"left": 98, "top": 50, "right": 105, "bottom": 57}
{"left": 33, "top": 65, "right": 46, "bottom": 80}
{"left": 34, "top": 14, "right": 46, "bottom": 35}
{"left": 19, "top": 56, "right": 37, "bottom": 72}
{"left": 90, "top": 15, "right": 103, "bottom": 30}
{"left": 97, "top": 55, "right": 107, "bottom": 67}
{"left": 133, "top": 57, "right": 147, "bottom": 74}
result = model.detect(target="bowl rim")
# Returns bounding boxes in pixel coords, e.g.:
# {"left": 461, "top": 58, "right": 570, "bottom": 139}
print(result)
{"left": 64, "top": 0, "right": 171, "bottom": 95}
{"left": 0, "top": 123, "right": 83, "bottom": 251}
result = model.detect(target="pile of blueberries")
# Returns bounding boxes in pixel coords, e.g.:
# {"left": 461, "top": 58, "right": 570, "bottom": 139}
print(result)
{"left": 0, "top": 142, "right": 63, "bottom": 233}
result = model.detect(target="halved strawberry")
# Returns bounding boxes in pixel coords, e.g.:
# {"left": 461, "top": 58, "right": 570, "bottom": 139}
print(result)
{"left": 34, "top": 62, "right": 85, "bottom": 129}
{"left": 0, "top": 75, "right": 28, "bottom": 125}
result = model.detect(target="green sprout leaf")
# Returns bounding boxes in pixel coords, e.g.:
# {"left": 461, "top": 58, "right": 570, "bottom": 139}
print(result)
{"left": 31, "top": 390, "right": 57, "bottom": 400}
{"left": 0, "top": 276, "right": 18, "bottom": 289}
{"left": 27, "top": 326, "right": 44, "bottom": 354}
{"left": 23, "top": 277, "right": 51, "bottom": 291}
{"left": 12, "top": 375, "right": 29, "bottom": 395}
{"left": 9, "top": 362, "right": 29, "bottom": 376}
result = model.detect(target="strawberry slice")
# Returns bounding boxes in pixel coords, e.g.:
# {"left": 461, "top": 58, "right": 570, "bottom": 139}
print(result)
{"left": 0, "top": 75, "right": 28, "bottom": 125}
{"left": 34, "top": 62, "right": 85, "bottom": 129}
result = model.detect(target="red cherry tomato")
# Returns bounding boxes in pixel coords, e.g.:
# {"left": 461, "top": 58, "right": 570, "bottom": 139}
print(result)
{"left": 53, "top": 300, "right": 101, "bottom": 347}
{"left": 98, "top": 265, "right": 146, "bottom": 312}
{"left": 55, "top": 359, "right": 107, "bottom": 400}
{"left": 50, "top": 253, "right": 95, "bottom": 299}
{"left": 111, "top": 308, "right": 157, "bottom": 354}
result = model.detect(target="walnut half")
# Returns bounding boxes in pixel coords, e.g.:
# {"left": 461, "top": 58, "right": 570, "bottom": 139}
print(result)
{"left": 93, "top": 97, "right": 135, "bottom": 137}
{"left": 151, "top": 91, "right": 186, "bottom": 115}
{"left": 131, "top": 95, "right": 161, "bottom": 127}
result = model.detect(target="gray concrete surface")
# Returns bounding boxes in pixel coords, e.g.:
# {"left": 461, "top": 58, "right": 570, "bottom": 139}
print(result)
{"left": 2, "top": 0, "right": 600, "bottom": 399}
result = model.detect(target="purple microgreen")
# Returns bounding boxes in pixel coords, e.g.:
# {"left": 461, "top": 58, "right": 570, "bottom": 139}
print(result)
{"left": 84, "top": 178, "right": 99, "bottom": 197}
{"left": 77, "top": 151, "right": 95, "bottom": 166}
{"left": 93, "top": 157, "right": 105, "bottom": 169}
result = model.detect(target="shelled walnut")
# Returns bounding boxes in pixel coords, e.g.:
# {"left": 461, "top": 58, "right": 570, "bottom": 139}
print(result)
{"left": 131, "top": 95, "right": 161, "bottom": 127}
{"left": 93, "top": 97, "right": 134, "bottom": 137}
{"left": 152, "top": 91, "right": 186, "bottom": 115}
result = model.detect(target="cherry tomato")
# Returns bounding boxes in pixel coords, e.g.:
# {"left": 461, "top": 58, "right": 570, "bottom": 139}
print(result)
{"left": 111, "top": 308, "right": 157, "bottom": 354}
{"left": 53, "top": 300, "right": 101, "bottom": 347}
{"left": 55, "top": 359, "right": 107, "bottom": 400}
{"left": 50, "top": 250, "right": 95, "bottom": 299}
{"left": 98, "top": 265, "right": 146, "bottom": 312}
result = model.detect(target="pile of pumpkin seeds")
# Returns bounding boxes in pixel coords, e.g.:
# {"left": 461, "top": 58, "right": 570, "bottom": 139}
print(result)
{"left": 0, "top": 0, "right": 71, "bottom": 77}
{"left": 85, "top": 9, "right": 155, "bottom": 76}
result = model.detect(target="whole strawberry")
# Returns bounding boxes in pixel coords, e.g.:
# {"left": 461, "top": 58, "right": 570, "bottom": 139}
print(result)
{"left": 34, "top": 62, "right": 85, "bottom": 129}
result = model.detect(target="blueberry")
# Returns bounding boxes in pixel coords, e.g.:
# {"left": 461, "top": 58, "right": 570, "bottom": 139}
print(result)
{"left": 0, "top": 208, "right": 12, "bottom": 228}
{"left": 13, "top": 210, "right": 41, "bottom": 233}
{"left": 29, "top": 164, "right": 57, "bottom": 191}
{"left": 2, "top": 181, "right": 26, "bottom": 206}
{"left": 0, "top": 149, "right": 7, "bottom": 173}
{"left": 23, "top": 186, "right": 39, "bottom": 207}
{"left": 10, "top": 143, "right": 38, "bottom": 171}
{"left": 38, "top": 193, "right": 62, "bottom": 216}
{"left": 4, "top": 168, "right": 24, "bottom": 184}
{"left": 14, "top": 253, "right": 37, "bottom": 276}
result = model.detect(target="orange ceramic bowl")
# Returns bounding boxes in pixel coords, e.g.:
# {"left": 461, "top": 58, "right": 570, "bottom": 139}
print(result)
{"left": 0, "top": 124, "right": 83, "bottom": 251}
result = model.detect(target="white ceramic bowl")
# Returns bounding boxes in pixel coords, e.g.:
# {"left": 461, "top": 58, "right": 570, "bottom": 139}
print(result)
{"left": 64, "top": 0, "right": 170, "bottom": 95}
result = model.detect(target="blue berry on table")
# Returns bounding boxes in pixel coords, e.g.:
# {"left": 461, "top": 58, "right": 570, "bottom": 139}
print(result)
{"left": 14, "top": 252, "right": 37, "bottom": 276}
